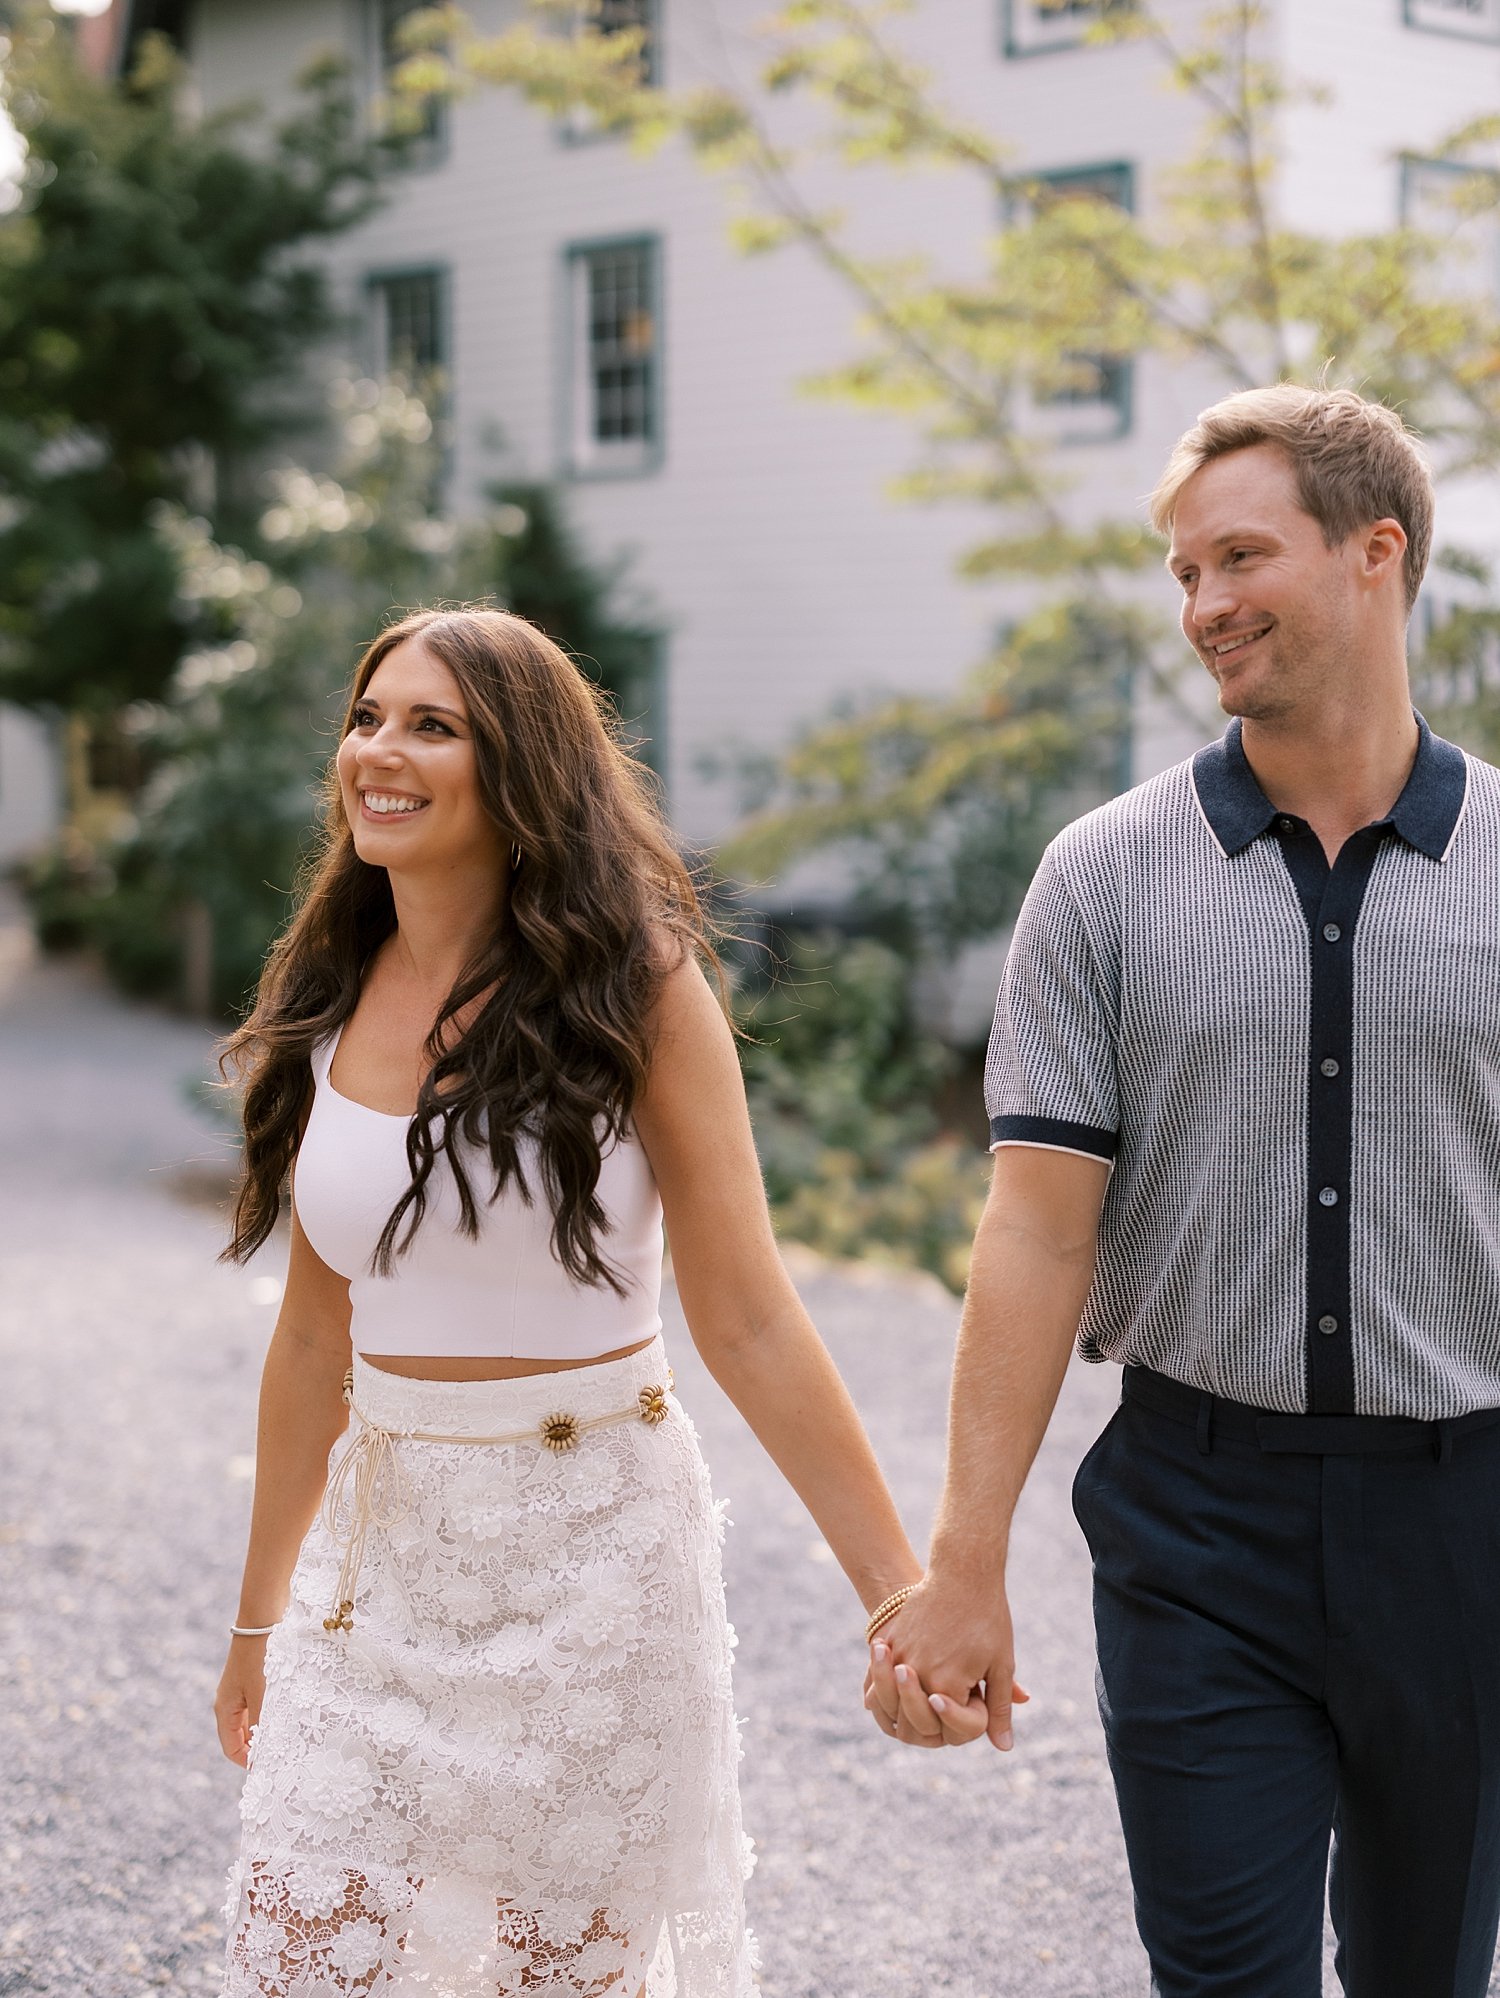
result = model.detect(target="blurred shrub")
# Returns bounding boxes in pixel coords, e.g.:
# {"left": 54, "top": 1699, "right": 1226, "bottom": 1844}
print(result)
{"left": 23, "top": 838, "right": 181, "bottom": 994}
{"left": 22, "top": 841, "right": 93, "bottom": 953}
{"left": 20, "top": 380, "right": 665, "bottom": 1014}
{"left": 770, "top": 1139, "right": 990, "bottom": 1296}
{"left": 736, "top": 930, "right": 989, "bottom": 1293}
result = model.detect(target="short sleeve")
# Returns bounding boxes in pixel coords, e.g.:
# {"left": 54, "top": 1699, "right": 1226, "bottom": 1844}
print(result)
{"left": 983, "top": 839, "right": 1119, "bottom": 1162}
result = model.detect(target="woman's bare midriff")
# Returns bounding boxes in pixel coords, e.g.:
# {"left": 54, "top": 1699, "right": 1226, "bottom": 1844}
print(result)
{"left": 359, "top": 1335, "right": 657, "bottom": 1383}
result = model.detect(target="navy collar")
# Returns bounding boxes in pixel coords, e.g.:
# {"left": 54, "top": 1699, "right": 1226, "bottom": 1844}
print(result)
{"left": 1191, "top": 714, "right": 1469, "bottom": 862}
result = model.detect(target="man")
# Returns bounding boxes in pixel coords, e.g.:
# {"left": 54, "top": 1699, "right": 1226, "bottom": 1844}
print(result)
{"left": 866, "top": 384, "right": 1500, "bottom": 1997}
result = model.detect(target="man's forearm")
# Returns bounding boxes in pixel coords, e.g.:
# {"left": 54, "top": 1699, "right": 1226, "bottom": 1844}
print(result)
{"left": 927, "top": 1157, "right": 1103, "bottom": 1585}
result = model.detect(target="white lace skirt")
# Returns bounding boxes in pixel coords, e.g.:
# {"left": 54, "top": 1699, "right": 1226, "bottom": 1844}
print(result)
{"left": 222, "top": 1338, "right": 756, "bottom": 1997}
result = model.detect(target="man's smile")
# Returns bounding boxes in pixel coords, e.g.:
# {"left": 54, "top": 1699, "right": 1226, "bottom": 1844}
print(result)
{"left": 1204, "top": 623, "right": 1272, "bottom": 665}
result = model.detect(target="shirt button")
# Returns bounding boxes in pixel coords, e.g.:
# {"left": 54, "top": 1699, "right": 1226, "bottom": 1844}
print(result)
{"left": 1318, "top": 1314, "right": 1339, "bottom": 1334}
{"left": 1320, "top": 1057, "right": 1340, "bottom": 1078}
{"left": 1318, "top": 1186, "right": 1339, "bottom": 1207}
{"left": 1322, "top": 923, "right": 1342, "bottom": 943}
{"left": 1278, "top": 817, "right": 1296, "bottom": 834}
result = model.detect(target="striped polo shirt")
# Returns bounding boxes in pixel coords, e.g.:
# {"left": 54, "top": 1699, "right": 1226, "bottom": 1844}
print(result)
{"left": 983, "top": 714, "right": 1500, "bottom": 1419}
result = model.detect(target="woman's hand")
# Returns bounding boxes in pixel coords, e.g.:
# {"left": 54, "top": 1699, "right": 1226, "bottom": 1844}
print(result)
{"left": 863, "top": 1576, "right": 1028, "bottom": 1750}
{"left": 214, "top": 1637, "right": 269, "bottom": 1768}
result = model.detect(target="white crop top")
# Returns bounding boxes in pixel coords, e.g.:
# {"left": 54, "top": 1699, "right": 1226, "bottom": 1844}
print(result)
{"left": 293, "top": 1025, "right": 665, "bottom": 1359}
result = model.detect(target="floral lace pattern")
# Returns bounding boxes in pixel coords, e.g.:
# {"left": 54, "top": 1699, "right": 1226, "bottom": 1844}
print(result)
{"left": 223, "top": 1342, "right": 756, "bottom": 1997}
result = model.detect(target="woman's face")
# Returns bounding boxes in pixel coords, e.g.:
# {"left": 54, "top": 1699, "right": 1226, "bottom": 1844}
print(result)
{"left": 336, "top": 638, "right": 507, "bottom": 880}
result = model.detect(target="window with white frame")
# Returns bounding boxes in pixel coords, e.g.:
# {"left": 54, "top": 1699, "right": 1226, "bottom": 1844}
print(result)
{"left": 1403, "top": 0, "right": 1500, "bottom": 42}
{"left": 1002, "top": 0, "right": 1135, "bottom": 57}
{"left": 567, "top": 239, "right": 660, "bottom": 475}
{"left": 1014, "top": 162, "right": 1134, "bottom": 441}
{"left": 369, "top": 267, "right": 448, "bottom": 379}
{"left": 374, "top": 0, "right": 448, "bottom": 163}
{"left": 1400, "top": 156, "right": 1500, "bottom": 298}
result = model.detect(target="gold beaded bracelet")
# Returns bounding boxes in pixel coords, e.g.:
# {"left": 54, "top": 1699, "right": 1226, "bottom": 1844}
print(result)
{"left": 865, "top": 1583, "right": 917, "bottom": 1644}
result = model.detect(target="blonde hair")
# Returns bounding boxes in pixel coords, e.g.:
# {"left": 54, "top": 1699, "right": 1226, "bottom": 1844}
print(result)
{"left": 1149, "top": 384, "right": 1434, "bottom": 614}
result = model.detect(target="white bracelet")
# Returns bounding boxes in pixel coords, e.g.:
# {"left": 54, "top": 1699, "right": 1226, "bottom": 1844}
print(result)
{"left": 230, "top": 1622, "right": 279, "bottom": 1638}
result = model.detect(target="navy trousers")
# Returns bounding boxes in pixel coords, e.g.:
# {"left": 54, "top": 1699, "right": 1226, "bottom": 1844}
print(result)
{"left": 1072, "top": 1367, "right": 1500, "bottom": 1998}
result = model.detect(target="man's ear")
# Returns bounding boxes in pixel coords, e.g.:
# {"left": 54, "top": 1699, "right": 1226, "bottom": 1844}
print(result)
{"left": 1360, "top": 516, "right": 1408, "bottom": 593}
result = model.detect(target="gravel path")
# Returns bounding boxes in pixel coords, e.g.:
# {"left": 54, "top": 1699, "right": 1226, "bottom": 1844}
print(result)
{"left": 2, "top": 895, "right": 1429, "bottom": 1997}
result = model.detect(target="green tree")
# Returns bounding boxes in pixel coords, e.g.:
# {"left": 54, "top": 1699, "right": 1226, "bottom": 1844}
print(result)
{"left": 2, "top": 16, "right": 665, "bottom": 1012}
{"left": 1411, "top": 558, "right": 1500, "bottom": 764}
{"left": 484, "top": 480, "right": 664, "bottom": 759}
{"left": 411, "top": 0, "right": 1500, "bottom": 907}
{"left": 718, "top": 601, "right": 1138, "bottom": 959}
{"left": 0, "top": 12, "right": 382, "bottom": 717}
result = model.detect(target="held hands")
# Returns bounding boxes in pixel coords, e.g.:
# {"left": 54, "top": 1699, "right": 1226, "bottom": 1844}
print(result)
{"left": 863, "top": 1577, "right": 1028, "bottom": 1751}
{"left": 214, "top": 1637, "right": 268, "bottom": 1769}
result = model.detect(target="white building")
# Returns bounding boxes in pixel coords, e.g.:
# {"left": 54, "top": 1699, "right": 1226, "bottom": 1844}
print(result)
{"left": 49, "top": 0, "right": 1500, "bottom": 1004}
{"left": 0, "top": 709, "right": 62, "bottom": 868}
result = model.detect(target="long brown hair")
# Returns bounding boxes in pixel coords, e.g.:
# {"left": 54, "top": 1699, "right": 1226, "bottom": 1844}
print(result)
{"left": 220, "top": 606, "right": 723, "bottom": 1292}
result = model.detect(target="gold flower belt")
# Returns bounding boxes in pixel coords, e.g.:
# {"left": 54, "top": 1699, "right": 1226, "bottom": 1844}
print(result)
{"left": 321, "top": 1365, "right": 675, "bottom": 1633}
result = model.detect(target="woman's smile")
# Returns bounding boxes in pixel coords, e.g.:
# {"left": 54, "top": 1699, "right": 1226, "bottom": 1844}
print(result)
{"left": 358, "top": 788, "right": 431, "bottom": 821}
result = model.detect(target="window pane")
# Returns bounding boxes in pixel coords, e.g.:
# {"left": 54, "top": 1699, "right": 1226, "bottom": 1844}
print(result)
{"left": 1004, "top": 0, "right": 1135, "bottom": 57}
{"left": 1022, "top": 165, "right": 1133, "bottom": 426}
{"left": 1045, "top": 357, "right": 1121, "bottom": 406}
{"left": 585, "top": 244, "right": 655, "bottom": 446}
{"left": 379, "top": 0, "right": 446, "bottom": 149}
{"left": 594, "top": 0, "right": 658, "bottom": 85}
{"left": 379, "top": 0, "right": 425, "bottom": 77}
{"left": 373, "top": 271, "right": 445, "bottom": 375}
{"left": 1404, "top": 0, "right": 1500, "bottom": 41}
{"left": 1033, "top": 162, "right": 1133, "bottom": 210}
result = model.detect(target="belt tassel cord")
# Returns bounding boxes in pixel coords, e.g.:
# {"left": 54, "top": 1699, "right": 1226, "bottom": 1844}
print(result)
{"left": 321, "top": 1365, "right": 674, "bottom": 1632}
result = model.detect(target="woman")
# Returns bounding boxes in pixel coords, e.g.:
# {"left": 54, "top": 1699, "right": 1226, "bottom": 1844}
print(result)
{"left": 213, "top": 606, "right": 932, "bottom": 1998}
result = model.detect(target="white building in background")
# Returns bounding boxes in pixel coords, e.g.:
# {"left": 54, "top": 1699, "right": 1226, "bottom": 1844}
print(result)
{"left": 71, "top": 0, "right": 1500, "bottom": 1015}
{"left": 0, "top": 710, "right": 62, "bottom": 867}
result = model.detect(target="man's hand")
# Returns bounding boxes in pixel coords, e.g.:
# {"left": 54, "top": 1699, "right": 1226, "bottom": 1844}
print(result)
{"left": 863, "top": 1573, "right": 1026, "bottom": 1751}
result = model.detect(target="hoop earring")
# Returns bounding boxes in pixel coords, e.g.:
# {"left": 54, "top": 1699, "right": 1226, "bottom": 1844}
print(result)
{"left": 511, "top": 842, "right": 522, "bottom": 870}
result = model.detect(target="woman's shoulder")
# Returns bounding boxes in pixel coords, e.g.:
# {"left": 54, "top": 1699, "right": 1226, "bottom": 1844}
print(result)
{"left": 643, "top": 936, "right": 728, "bottom": 1037}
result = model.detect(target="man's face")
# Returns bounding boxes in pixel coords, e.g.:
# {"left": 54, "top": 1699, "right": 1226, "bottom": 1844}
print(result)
{"left": 1167, "top": 443, "right": 1359, "bottom": 724}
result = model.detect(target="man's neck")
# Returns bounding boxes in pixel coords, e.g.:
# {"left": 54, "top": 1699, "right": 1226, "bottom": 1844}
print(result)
{"left": 1239, "top": 693, "right": 1419, "bottom": 864}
